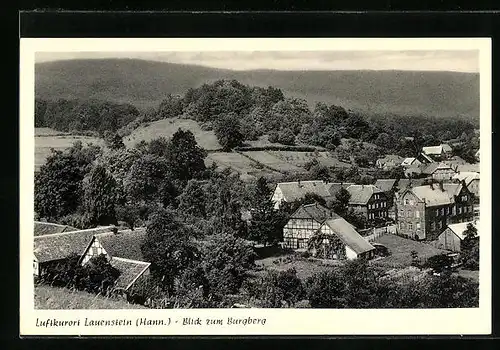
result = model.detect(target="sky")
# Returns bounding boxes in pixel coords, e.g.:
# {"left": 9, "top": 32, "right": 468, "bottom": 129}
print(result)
{"left": 35, "top": 50, "right": 479, "bottom": 73}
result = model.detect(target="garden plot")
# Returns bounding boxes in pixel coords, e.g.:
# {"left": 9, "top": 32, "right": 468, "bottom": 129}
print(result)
{"left": 241, "top": 151, "right": 306, "bottom": 173}
{"left": 269, "top": 151, "right": 351, "bottom": 168}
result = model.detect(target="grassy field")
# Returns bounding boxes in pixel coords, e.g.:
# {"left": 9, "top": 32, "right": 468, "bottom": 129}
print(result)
{"left": 240, "top": 151, "right": 306, "bottom": 173}
{"left": 124, "top": 118, "right": 222, "bottom": 150}
{"left": 35, "top": 130, "right": 105, "bottom": 171}
{"left": 269, "top": 150, "right": 350, "bottom": 168}
{"left": 35, "top": 285, "right": 146, "bottom": 309}
{"left": 371, "top": 234, "right": 447, "bottom": 268}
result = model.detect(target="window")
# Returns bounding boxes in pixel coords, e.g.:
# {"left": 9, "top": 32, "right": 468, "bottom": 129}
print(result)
{"left": 404, "top": 199, "right": 409, "bottom": 205}
{"left": 416, "top": 223, "right": 421, "bottom": 230}
{"left": 458, "top": 207, "right": 462, "bottom": 214}
{"left": 438, "top": 221, "right": 442, "bottom": 229}
{"left": 441, "top": 208, "right": 445, "bottom": 216}
{"left": 462, "top": 195, "right": 468, "bottom": 201}
{"left": 431, "top": 222, "right": 436, "bottom": 231}
{"left": 436, "top": 209, "right": 440, "bottom": 216}
{"left": 415, "top": 210, "right": 420, "bottom": 218}
{"left": 408, "top": 223, "right": 413, "bottom": 230}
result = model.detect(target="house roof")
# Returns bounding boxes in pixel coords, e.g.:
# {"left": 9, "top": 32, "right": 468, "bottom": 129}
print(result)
{"left": 346, "top": 185, "right": 383, "bottom": 205}
{"left": 418, "top": 152, "right": 435, "bottom": 163}
{"left": 445, "top": 221, "right": 479, "bottom": 240}
{"left": 109, "top": 257, "right": 150, "bottom": 291}
{"left": 275, "top": 181, "right": 333, "bottom": 202}
{"left": 94, "top": 228, "right": 147, "bottom": 261}
{"left": 322, "top": 218, "right": 375, "bottom": 254}
{"left": 34, "top": 226, "right": 115, "bottom": 263}
{"left": 397, "top": 178, "right": 427, "bottom": 190}
{"left": 34, "top": 221, "right": 78, "bottom": 237}
{"left": 289, "top": 203, "right": 341, "bottom": 223}
{"left": 422, "top": 162, "right": 455, "bottom": 175}
{"left": 401, "top": 157, "right": 417, "bottom": 166}
{"left": 453, "top": 172, "right": 480, "bottom": 186}
{"left": 374, "top": 179, "right": 397, "bottom": 193}
{"left": 422, "top": 144, "right": 452, "bottom": 155}
{"left": 456, "top": 163, "right": 480, "bottom": 173}
{"left": 409, "top": 183, "right": 463, "bottom": 207}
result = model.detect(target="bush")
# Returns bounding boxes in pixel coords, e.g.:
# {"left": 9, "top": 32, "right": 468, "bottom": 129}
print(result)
{"left": 59, "top": 212, "right": 95, "bottom": 229}
{"left": 424, "top": 254, "right": 454, "bottom": 274}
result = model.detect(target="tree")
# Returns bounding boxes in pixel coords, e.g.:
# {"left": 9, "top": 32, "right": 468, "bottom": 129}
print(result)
{"left": 309, "top": 164, "right": 331, "bottom": 182}
{"left": 424, "top": 254, "right": 454, "bottom": 274}
{"left": 214, "top": 112, "right": 244, "bottom": 151}
{"left": 305, "top": 270, "right": 347, "bottom": 308}
{"left": 165, "top": 128, "right": 207, "bottom": 183}
{"left": 34, "top": 148, "right": 91, "bottom": 221}
{"left": 80, "top": 254, "right": 121, "bottom": 295}
{"left": 246, "top": 268, "right": 304, "bottom": 308}
{"left": 146, "top": 137, "right": 169, "bottom": 157}
{"left": 248, "top": 177, "right": 287, "bottom": 245}
{"left": 177, "top": 179, "right": 207, "bottom": 220}
{"left": 278, "top": 127, "right": 295, "bottom": 145}
{"left": 103, "top": 131, "right": 125, "bottom": 150}
{"left": 203, "top": 233, "right": 256, "bottom": 297}
{"left": 124, "top": 154, "right": 177, "bottom": 207}
{"left": 461, "top": 223, "right": 479, "bottom": 270}
{"left": 115, "top": 203, "right": 141, "bottom": 230}
{"left": 141, "top": 208, "right": 199, "bottom": 292}
{"left": 330, "top": 187, "right": 351, "bottom": 216}
{"left": 82, "top": 164, "right": 118, "bottom": 226}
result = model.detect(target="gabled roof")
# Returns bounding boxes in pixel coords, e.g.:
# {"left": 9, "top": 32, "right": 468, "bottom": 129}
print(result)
{"left": 456, "top": 163, "right": 480, "bottom": 173}
{"left": 422, "top": 162, "right": 455, "bottom": 175}
{"left": 34, "top": 226, "right": 115, "bottom": 263}
{"left": 374, "top": 179, "right": 398, "bottom": 193}
{"left": 377, "top": 154, "right": 404, "bottom": 164}
{"left": 445, "top": 221, "right": 479, "bottom": 240}
{"left": 274, "top": 180, "right": 334, "bottom": 202}
{"left": 346, "top": 185, "right": 383, "bottom": 205}
{"left": 322, "top": 218, "right": 375, "bottom": 254}
{"left": 401, "top": 157, "right": 417, "bottom": 166}
{"left": 289, "top": 203, "right": 340, "bottom": 223}
{"left": 34, "top": 221, "right": 78, "bottom": 237}
{"left": 109, "top": 257, "right": 151, "bottom": 291}
{"left": 453, "top": 172, "right": 480, "bottom": 186}
{"left": 94, "top": 228, "right": 146, "bottom": 261}
{"left": 397, "top": 178, "right": 427, "bottom": 190}
{"left": 422, "top": 144, "right": 452, "bottom": 155}
{"left": 408, "top": 183, "right": 463, "bottom": 207}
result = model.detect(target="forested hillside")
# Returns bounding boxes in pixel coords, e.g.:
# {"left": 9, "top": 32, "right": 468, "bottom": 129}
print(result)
{"left": 36, "top": 59, "right": 480, "bottom": 120}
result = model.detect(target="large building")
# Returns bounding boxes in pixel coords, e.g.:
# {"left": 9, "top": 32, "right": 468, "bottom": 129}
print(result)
{"left": 282, "top": 203, "right": 339, "bottom": 250}
{"left": 271, "top": 180, "right": 334, "bottom": 209}
{"left": 422, "top": 144, "right": 453, "bottom": 161}
{"left": 421, "top": 162, "right": 457, "bottom": 181}
{"left": 453, "top": 172, "right": 480, "bottom": 199}
{"left": 396, "top": 182, "right": 474, "bottom": 240}
{"left": 345, "top": 184, "right": 389, "bottom": 222}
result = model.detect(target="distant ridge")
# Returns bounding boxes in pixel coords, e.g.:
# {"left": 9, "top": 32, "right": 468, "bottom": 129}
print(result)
{"left": 35, "top": 58, "right": 479, "bottom": 120}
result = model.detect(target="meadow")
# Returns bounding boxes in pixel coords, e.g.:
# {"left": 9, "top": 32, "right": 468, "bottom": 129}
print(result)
{"left": 34, "top": 284, "right": 146, "bottom": 309}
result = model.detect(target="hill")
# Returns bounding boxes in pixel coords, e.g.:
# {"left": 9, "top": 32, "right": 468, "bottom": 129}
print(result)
{"left": 36, "top": 59, "right": 479, "bottom": 120}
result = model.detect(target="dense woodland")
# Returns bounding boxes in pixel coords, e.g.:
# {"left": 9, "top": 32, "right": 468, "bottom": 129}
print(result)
{"left": 35, "top": 78, "right": 480, "bottom": 308}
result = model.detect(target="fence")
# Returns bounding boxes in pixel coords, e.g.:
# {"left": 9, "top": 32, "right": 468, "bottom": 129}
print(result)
{"left": 364, "top": 224, "right": 397, "bottom": 242}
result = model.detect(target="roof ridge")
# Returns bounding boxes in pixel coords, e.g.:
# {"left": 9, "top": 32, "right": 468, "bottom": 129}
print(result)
{"left": 111, "top": 256, "right": 150, "bottom": 265}
{"left": 34, "top": 226, "right": 115, "bottom": 239}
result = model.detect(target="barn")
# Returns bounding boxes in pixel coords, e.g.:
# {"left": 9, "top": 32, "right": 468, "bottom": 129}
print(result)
{"left": 436, "top": 221, "right": 479, "bottom": 252}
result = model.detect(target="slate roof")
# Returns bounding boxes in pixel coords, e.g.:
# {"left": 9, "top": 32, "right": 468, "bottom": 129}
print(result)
{"left": 346, "top": 185, "right": 383, "bottom": 205}
{"left": 401, "top": 157, "right": 417, "bottom": 166}
{"left": 456, "top": 163, "right": 480, "bottom": 173}
{"left": 422, "top": 162, "right": 455, "bottom": 175}
{"left": 109, "top": 257, "right": 150, "bottom": 291}
{"left": 34, "top": 226, "right": 115, "bottom": 263}
{"left": 275, "top": 181, "right": 334, "bottom": 202}
{"left": 422, "top": 144, "right": 452, "bottom": 155}
{"left": 289, "top": 203, "right": 341, "bottom": 223}
{"left": 94, "top": 228, "right": 147, "bottom": 261}
{"left": 453, "top": 172, "right": 480, "bottom": 186}
{"left": 397, "top": 178, "right": 427, "bottom": 190}
{"left": 34, "top": 221, "right": 78, "bottom": 237}
{"left": 374, "top": 179, "right": 397, "bottom": 193}
{"left": 322, "top": 218, "right": 375, "bottom": 255}
{"left": 409, "top": 183, "right": 463, "bottom": 207}
{"left": 445, "top": 221, "right": 479, "bottom": 240}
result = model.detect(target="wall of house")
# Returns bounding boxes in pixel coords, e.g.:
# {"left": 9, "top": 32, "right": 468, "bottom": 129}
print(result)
{"left": 81, "top": 237, "right": 108, "bottom": 265}
{"left": 366, "top": 193, "right": 389, "bottom": 221}
{"left": 271, "top": 187, "right": 284, "bottom": 209}
{"left": 396, "top": 192, "right": 426, "bottom": 240}
{"left": 311, "top": 225, "right": 347, "bottom": 260}
{"left": 432, "top": 168, "right": 456, "bottom": 181}
{"left": 345, "top": 245, "right": 358, "bottom": 260}
{"left": 436, "top": 229, "right": 462, "bottom": 252}
{"left": 283, "top": 218, "right": 321, "bottom": 249}
{"left": 453, "top": 187, "right": 475, "bottom": 223}
{"left": 33, "top": 257, "right": 39, "bottom": 276}
{"left": 467, "top": 179, "right": 480, "bottom": 198}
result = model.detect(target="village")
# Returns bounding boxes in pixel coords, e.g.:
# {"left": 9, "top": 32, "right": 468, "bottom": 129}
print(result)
{"left": 33, "top": 136, "right": 480, "bottom": 309}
